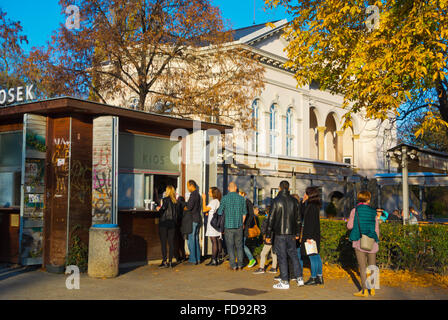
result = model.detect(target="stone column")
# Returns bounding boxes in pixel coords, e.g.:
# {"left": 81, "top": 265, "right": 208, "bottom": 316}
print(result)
{"left": 353, "top": 134, "right": 360, "bottom": 168}
{"left": 296, "top": 118, "right": 302, "bottom": 157}
{"left": 299, "top": 94, "right": 310, "bottom": 158}
{"left": 92, "top": 116, "right": 119, "bottom": 225}
{"left": 336, "top": 130, "right": 344, "bottom": 163}
{"left": 317, "top": 126, "right": 326, "bottom": 160}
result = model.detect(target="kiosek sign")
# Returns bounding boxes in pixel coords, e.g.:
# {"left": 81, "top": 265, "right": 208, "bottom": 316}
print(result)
{"left": 0, "top": 85, "right": 36, "bottom": 106}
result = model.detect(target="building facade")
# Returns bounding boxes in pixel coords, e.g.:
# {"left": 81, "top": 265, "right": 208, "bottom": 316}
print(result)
{"left": 213, "top": 20, "right": 396, "bottom": 215}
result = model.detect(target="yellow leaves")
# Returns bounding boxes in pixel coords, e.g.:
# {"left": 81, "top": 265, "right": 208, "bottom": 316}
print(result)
{"left": 415, "top": 112, "right": 448, "bottom": 138}
{"left": 266, "top": 22, "right": 276, "bottom": 30}
{"left": 322, "top": 263, "right": 448, "bottom": 289}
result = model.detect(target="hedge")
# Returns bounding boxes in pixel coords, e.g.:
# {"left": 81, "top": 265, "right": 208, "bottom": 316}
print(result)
{"left": 249, "top": 216, "right": 448, "bottom": 275}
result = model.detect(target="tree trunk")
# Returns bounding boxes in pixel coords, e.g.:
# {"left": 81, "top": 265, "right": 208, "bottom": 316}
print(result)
{"left": 436, "top": 80, "right": 448, "bottom": 123}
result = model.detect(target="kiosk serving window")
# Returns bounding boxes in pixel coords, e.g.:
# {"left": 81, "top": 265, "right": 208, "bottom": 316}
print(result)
{"left": 118, "top": 133, "right": 180, "bottom": 209}
{"left": 0, "top": 131, "right": 22, "bottom": 207}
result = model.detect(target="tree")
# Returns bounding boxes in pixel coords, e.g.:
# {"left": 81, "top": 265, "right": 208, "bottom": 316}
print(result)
{"left": 29, "top": 0, "right": 264, "bottom": 129}
{"left": 400, "top": 110, "right": 448, "bottom": 152}
{"left": 0, "top": 9, "right": 28, "bottom": 89}
{"left": 265, "top": 0, "right": 448, "bottom": 137}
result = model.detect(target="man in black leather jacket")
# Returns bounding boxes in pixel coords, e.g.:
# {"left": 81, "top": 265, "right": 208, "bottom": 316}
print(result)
{"left": 266, "top": 180, "right": 304, "bottom": 289}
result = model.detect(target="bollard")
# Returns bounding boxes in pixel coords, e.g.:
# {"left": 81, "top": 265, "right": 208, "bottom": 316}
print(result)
{"left": 87, "top": 224, "right": 120, "bottom": 278}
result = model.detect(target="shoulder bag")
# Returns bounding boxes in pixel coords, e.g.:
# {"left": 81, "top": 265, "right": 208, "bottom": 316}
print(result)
{"left": 247, "top": 215, "right": 261, "bottom": 238}
{"left": 210, "top": 211, "right": 225, "bottom": 233}
{"left": 356, "top": 207, "right": 375, "bottom": 251}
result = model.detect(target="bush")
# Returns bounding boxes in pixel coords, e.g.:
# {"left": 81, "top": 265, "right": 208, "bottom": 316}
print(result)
{"left": 252, "top": 218, "right": 448, "bottom": 275}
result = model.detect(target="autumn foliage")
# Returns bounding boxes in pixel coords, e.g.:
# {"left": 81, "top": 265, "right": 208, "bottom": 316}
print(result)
{"left": 25, "top": 0, "right": 264, "bottom": 129}
{"left": 266, "top": 0, "right": 448, "bottom": 137}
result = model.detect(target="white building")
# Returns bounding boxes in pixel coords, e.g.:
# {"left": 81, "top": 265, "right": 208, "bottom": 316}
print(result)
{"left": 103, "top": 19, "right": 397, "bottom": 216}
{"left": 215, "top": 20, "right": 396, "bottom": 215}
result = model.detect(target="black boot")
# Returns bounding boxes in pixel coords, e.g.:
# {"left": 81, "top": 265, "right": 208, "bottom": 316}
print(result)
{"left": 206, "top": 258, "right": 214, "bottom": 266}
{"left": 317, "top": 275, "right": 324, "bottom": 285}
{"left": 304, "top": 277, "right": 318, "bottom": 285}
{"left": 159, "top": 261, "right": 168, "bottom": 268}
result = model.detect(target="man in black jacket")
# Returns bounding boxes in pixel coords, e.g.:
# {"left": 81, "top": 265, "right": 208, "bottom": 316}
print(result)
{"left": 266, "top": 181, "right": 304, "bottom": 289}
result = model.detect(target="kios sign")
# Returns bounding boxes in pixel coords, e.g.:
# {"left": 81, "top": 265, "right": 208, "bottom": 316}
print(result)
{"left": 0, "top": 84, "right": 36, "bottom": 106}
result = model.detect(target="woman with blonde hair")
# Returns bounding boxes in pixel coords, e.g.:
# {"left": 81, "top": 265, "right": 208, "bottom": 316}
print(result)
{"left": 156, "top": 185, "right": 178, "bottom": 268}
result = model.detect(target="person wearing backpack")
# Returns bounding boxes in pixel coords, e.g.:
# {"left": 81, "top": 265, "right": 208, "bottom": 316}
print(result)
{"left": 347, "top": 191, "right": 380, "bottom": 297}
{"left": 156, "top": 185, "right": 178, "bottom": 268}
{"left": 253, "top": 213, "right": 278, "bottom": 274}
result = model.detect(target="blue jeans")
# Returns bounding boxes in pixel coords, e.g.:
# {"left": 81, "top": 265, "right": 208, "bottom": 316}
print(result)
{"left": 298, "top": 247, "right": 322, "bottom": 278}
{"left": 243, "top": 236, "right": 254, "bottom": 261}
{"left": 297, "top": 247, "right": 304, "bottom": 271}
{"left": 224, "top": 227, "right": 244, "bottom": 269}
{"left": 187, "top": 222, "right": 201, "bottom": 263}
{"left": 309, "top": 254, "right": 323, "bottom": 278}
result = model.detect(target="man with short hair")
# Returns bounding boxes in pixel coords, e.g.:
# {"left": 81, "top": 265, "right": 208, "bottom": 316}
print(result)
{"left": 218, "top": 182, "right": 247, "bottom": 271}
{"left": 266, "top": 180, "right": 304, "bottom": 289}
{"left": 185, "top": 180, "right": 201, "bottom": 264}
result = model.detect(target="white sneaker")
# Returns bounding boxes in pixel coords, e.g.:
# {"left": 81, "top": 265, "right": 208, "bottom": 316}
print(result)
{"left": 273, "top": 281, "right": 290, "bottom": 289}
{"left": 297, "top": 277, "right": 304, "bottom": 286}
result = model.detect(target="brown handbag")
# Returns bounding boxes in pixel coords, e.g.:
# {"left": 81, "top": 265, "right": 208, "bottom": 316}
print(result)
{"left": 248, "top": 217, "right": 261, "bottom": 238}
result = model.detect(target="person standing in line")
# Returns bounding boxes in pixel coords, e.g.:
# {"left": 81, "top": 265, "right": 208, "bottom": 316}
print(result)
{"left": 156, "top": 185, "right": 178, "bottom": 268}
{"left": 347, "top": 191, "right": 380, "bottom": 297}
{"left": 174, "top": 194, "right": 186, "bottom": 263}
{"left": 202, "top": 187, "right": 222, "bottom": 266}
{"left": 217, "top": 182, "right": 247, "bottom": 271}
{"left": 266, "top": 181, "right": 304, "bottom": 289}
{"left": 253, "top": 211, "right": 278, "bottom": 274}
{"left": 239, "top": 191, "right": 257, "bottom": 268}
{"left": 184, "top": 180, "right": 202, "bottom": 265}
{"left": 298, "top": 187, "right": 324, "bottom": 286}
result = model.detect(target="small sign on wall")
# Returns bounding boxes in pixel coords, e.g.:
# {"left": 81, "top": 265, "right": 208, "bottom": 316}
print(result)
{"left": 10, "top": 214, "right": 19, "bottom": 227}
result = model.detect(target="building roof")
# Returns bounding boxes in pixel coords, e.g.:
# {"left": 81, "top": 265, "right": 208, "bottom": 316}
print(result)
{"left": 387, "top": 143, "right": 448, "bottom": 159}
{"left": 230, "top": 19, "right": 288, "bottom": 45}
{"left": 0, "top": 97, "right": 232, "bottom": 132}
{"left": 230, "top": 21, "right": 281, "bottom": 41}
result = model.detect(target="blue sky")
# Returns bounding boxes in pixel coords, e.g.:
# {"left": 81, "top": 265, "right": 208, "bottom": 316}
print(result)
{"left": 0, "top": 0, "right": 291, "bottom": 52}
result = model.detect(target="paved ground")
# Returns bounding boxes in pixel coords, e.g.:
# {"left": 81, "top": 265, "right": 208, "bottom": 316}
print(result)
{"left": 1, "top": 261, "right": 447, "bottom": 300}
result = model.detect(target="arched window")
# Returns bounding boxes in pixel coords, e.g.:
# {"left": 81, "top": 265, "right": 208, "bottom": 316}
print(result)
{"left": 269, "top": 104, "right": 277, "bottom": 155}
{"left": 251, "top": 99, "right": 260, "bottom": 153}
{"left": 286, "top": 107, "right": 293, "bottom": 156}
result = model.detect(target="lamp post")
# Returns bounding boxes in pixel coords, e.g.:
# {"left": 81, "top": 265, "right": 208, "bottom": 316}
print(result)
{"left": 388, "top": 145, "right": 418, "bottom": 225}
{"left": 401, "top": 145, "right": 409, "bottom": 225}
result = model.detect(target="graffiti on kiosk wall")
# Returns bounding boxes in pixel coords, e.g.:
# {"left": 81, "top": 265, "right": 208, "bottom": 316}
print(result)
{"left": 71, "top": 160, "right": 91, "bottom": 205}
{"left": 52, "top": 138, "right": 70, "bottom": 196}
{"left": 92, "top": 145, "right": 112, "bottom": 223}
